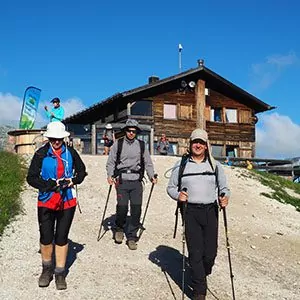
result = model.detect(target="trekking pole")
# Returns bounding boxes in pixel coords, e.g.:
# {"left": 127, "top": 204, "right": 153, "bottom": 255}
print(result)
{"left": 75, "top": 185, "right": 82, "bottom": 214}
{"left": 181, "top": 188, "right": 187, "bottom": 300}
{"left": 138, "top": 174, "right": 158, "bottom": 240}
{"left": 220, "top": 193, "right": 236, "bottom": 300}
{"left": 97, "top": 184, "right": 113, "bottom": 241}
{"left": 173, "top": 203, "right": 180, "bottom": 239}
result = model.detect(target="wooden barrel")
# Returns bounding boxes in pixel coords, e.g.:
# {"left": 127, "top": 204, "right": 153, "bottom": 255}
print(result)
{"left": 7, "top": 129, "right": 46, "bottom": 155}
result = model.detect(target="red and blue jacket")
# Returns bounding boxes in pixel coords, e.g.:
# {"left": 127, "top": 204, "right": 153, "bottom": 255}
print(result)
{"left": 27, "top": 142, "right": 86, "bottom": 210}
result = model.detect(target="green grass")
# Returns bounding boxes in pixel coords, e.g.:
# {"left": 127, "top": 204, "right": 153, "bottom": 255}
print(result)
{"left": 0, "top": 151, "right": 27, "bottom": 236}
{"left": 252, "top": 170, "right": 300, "bottom": 212}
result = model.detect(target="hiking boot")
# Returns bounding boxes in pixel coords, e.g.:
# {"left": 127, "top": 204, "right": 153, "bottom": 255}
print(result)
{"left": 115, "top": 230, "right": 124, "bottom": 244}
{"left": 38, "top": 265, "right": 53, "bottom": 287}
{"left": 55, "top": 273, "right": 67, "bottom": 290}
{"left": 127, "top": 240, "right": 137, "bottom": 250}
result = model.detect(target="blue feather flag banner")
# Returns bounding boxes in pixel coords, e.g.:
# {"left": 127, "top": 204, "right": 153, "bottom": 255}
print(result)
{"left": 19, "top": 86, "right": 41, "bottom": 129}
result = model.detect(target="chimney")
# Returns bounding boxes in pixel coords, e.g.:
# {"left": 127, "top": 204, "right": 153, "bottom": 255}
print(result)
{"left": 197, "top": 59, "right": 204, "bottom": 67}
{"left": 148, "top": 76, "right": 160, "bottom": 84}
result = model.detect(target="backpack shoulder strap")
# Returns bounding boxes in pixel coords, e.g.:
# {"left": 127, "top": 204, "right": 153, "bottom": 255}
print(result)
{"left": 116, "top": 138, "right": 124, "bottom": 166}
{"left": 114, "top": 138, "right": 124, "bottom": 178}
{"left": 177, "top": 153, "right": 190, "bottom": 192}
{"left": 138, "top": 140, "right": 145, "bottom": 181}
{"left": 138, "top": 139, "right": 145, "bottom": 154}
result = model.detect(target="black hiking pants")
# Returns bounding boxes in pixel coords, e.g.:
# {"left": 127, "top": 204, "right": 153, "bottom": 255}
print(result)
{"left": 38, "top": 206, "right": 76, "bottom": 246}
{"left": 115, "top": 180, "right": 143, "bottom": 241}
{"left": 185, "top": 202, "right": 218, "bottom": 296}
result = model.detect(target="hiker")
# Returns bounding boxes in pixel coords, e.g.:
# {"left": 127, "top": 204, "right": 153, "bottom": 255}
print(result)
{"left": 167, "top": 128, "right": 230, "bottom": 300}
{"left": 44, "top": 97, "right": 65, "bottom": 122}
{"left": 103, "top": 123, "right": 115, "bottom": 155}
{"left": 156, "top": 133, "right": 170, "bottom": 155}
{"left": 26, "top": 121, "right": 86, "bottom": 290}
{"left": 246, "top": 159, "right": 253, "bottom": 170}
{"left": 106, "top": 119, "right": 157, "bottom": 250}
{"left": 224, "top": 156, "right": 233, "bottom": 166}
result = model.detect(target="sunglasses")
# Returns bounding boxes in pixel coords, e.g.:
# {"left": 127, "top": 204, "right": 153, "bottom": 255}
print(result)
{"left": 191, "top": 139, "right": 206, "bottom": 145}
{"left": 49, "top": 138, "right": 64, "bottom": 142}
{"left": 126, "top": 129, "right": 137, "bottom": 134}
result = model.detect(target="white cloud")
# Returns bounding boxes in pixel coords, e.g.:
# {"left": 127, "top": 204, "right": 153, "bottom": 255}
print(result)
{"left": 0, "top": 92, "right": 22, "bottom": 126}
{"left": 61, "top": 97, "right": 86, "bottom": 118}
{"left": 250, "top": 51, "right": 299, "bottom": 91}
{"left": 0, "top": 92, "right": 86, "bottom": 127}
{"left": 256, "top": 112, "right": 300, "bottom": 158}
{"left": 266, "top": 52, "right": 298, "bottom": 67}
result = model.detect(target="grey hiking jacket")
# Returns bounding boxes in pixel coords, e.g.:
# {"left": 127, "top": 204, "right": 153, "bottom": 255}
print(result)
{"left": 106, "top": 137, "right": 155, "bottom": 181}
{"left": 167, "top": 158, "right": 230, "bottom": 205}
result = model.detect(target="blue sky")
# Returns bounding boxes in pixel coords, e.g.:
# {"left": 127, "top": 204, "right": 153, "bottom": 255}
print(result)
{"left": 0, "top": 0, "right": 300, "bottom": 158}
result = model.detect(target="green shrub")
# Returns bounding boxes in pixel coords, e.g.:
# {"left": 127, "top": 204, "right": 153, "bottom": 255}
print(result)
{"left": 0, "top": 151, "right": 27, "bottom": 236}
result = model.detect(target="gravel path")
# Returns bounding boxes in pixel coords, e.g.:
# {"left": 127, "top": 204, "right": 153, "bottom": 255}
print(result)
{"left": 0, "top": 155, "right": 299, "bottom": 300}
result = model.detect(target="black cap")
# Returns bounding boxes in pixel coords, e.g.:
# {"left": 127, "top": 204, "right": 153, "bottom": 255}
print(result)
{"left": 50, "top": 97, "right": 60, "bottom": 103}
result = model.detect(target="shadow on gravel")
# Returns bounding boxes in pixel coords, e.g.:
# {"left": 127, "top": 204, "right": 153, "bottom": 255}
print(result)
{"left": 97, "top": 214, "right": 116, "bottom": 241}
{"left": 98, "top": 214, "right": 137, "bottom": 241}
{"left": 149, "top": 245, "right": 192, "bottom": 300}
{"left": 65, "top": 239, "right": 85, "bottom": 276}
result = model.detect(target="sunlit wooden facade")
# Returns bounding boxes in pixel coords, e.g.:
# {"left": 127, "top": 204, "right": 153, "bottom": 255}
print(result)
{"left": 64, "top": 62, "right": 274, "bottom": 157}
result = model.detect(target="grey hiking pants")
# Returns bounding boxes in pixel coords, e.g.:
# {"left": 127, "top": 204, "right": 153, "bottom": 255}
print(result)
{"left": 115, "top": 180, "right": 143, "bottom": 241}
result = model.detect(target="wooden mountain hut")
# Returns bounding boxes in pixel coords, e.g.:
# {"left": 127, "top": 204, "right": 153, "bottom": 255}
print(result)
{"left": 64, "top": 60, "right": 274, "bottom": 157}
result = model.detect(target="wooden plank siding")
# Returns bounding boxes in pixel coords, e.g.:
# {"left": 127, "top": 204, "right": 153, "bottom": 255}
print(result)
{"left": 206, "top": 122, "right": 255, "bottom": 142}
{"left": 102, "top": 85, "right": 257, "bottom": 157}
{"left": 144, "top": 86, "right": 256, "bottom": 156}
{"left": 152, "top": 90, "right": 197, "bottom": 139}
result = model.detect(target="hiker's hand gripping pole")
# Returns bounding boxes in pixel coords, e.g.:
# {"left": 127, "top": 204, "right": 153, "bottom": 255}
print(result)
{"left": 138, "top": 174, "right": 158, "bottom": 241}
{"left": 173, "top": 187, "right": 188, "bottom": 239}
{"left": 97, "top": 182, "right": 113, "bottom": 241}
{"left": 219, "top": 192, "right": 236, "bottom": 300}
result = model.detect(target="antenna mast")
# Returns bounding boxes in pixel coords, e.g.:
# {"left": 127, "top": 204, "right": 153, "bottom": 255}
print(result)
{"left": 178, "top": 44, "right": 183, "bottom": 73}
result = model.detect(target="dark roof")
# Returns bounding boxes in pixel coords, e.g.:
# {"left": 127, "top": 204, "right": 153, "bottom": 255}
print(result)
{"left": 64, "top": 65, "right": 275, "bottom": 124}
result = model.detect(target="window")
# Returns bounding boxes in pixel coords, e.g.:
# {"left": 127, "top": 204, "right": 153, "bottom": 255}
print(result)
{"left": 137, "top": 133, "right": 150, "bottom": 150}
{"left": 131, "top": 100, "right": 152, "bottom": 116}
{"left": 179, "top": 104, "right": 192, "bottom": 119}
{"left": 211, "top": 144, "right": 223, "bottom": 156}
{"left": 164, "top": 104, "right": 177, "bottom": 119}
{"left": 210, "top": 108, "right": 222, "bottom": 122}
{"left": 225, "top": 109, "right": 237, "bottom": 123}
{"left": 226, "top": 145, "right": 238, "bottom": 157}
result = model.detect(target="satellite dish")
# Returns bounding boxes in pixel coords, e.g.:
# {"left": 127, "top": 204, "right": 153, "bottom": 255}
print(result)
{"left": 189, "top": 81, "right": 196, "bottom": 88}
{"left": 181, "top": 80, "right": 187, "bottom": 88}
{"left": 252, "top": 116, "right": 258, "bottom": 124}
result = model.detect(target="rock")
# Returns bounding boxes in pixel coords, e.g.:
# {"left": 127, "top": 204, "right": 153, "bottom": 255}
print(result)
{"left": 250, "top": 245, "right": 256, "bottom": 249}
{"left": 262, "top": 235, "right": 271, "bottom": 239}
